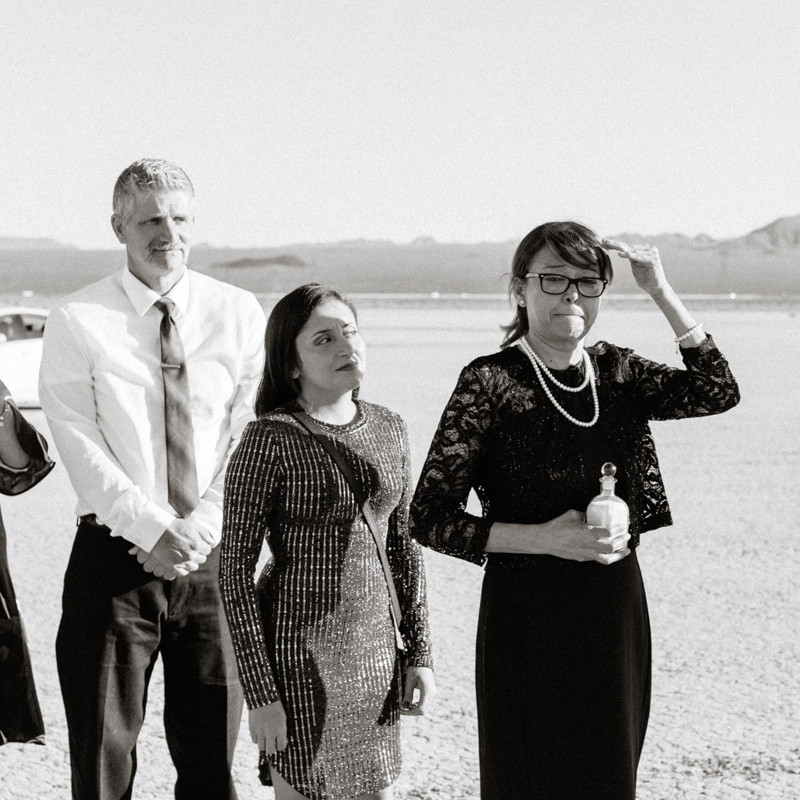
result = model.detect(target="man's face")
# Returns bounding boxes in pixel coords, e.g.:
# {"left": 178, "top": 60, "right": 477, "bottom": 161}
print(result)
{"left": 111, "top": 189, "right": 195, "bottom": 291}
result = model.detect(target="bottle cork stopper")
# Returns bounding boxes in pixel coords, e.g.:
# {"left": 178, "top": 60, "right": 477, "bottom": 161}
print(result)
{"left": 601, "top": 462, "right": 617, "bottom": 477}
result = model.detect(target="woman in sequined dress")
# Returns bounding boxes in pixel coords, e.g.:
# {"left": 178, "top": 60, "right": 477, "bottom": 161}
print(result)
{"left": 409, "top": 222, "right": 740, "bottom": 800}
{"left": 220, "top": 284, "right": 434, "bottom": 800}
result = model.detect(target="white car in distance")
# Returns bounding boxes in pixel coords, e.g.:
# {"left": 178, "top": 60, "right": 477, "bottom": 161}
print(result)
{"left": 0, "top": 307, "right": 49, "bottom": 407}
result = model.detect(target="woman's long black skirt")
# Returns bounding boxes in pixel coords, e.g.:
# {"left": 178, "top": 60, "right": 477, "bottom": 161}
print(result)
{"left": 0, "top": 510, "right": 45, "bottom": 745}
{"left": 476, "top": 551, "right": 651, "bottom": 800}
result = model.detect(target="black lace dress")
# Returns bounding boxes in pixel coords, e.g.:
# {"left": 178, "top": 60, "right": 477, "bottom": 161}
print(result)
{"left": 409, "top": 336, "right": 739, "bottom": 800}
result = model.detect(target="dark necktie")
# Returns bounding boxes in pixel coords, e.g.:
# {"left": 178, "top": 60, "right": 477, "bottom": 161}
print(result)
{"left": 155, "top": 298, "right": 200, "bottom": 518}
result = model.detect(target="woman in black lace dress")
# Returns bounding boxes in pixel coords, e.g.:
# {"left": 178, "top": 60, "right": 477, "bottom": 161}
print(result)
{"left": 220, "top": 284, "right": 434, "bottom": 800}
{"left": 409, "top": 222, "right": 740, "bottom": 800}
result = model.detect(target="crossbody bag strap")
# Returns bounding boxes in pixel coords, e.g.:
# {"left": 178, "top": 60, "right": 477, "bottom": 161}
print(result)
{"left": 278, "top": 407, "right": 406, "bottom": 651}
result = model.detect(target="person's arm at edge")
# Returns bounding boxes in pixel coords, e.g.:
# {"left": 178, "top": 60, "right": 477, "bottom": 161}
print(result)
{"left": 0, "top": 395, "right": 30, "bottom": 468}
{"left": 0, "top": 394, "right": 55, "bottom": 495}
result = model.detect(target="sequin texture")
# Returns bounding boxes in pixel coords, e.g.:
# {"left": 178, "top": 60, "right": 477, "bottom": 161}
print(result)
{"left": 221, "top": 401, "right": 432, "bottom": 799}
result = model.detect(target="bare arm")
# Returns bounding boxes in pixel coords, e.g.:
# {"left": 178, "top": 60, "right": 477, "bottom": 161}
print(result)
{"left": 487, "top": 510, "right": 630, "bottom": 565}
{"left": 0, "top": 395, "right": 30, "bottom": 469}
{"left": 602, "top": 239, "right": 706, "bottom": 348}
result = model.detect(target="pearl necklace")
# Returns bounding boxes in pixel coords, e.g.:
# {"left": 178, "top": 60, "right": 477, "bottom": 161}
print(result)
{"left": 517, "top": 337, "right": 600, "bottom": 428}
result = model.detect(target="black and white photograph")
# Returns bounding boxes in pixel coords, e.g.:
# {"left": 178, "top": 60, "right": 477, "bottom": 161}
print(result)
{"left": 1, "top": 2, "right": 798, "bottom": 798}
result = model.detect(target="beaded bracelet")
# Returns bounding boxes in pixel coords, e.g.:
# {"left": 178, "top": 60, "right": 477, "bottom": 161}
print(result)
{"left": 674, "top": 323, "right": 703, "bottom": 353}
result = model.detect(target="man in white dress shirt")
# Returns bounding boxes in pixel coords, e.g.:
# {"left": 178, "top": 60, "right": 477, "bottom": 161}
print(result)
{"left": 39, "top": 159, "right": 266, "bottom": 800}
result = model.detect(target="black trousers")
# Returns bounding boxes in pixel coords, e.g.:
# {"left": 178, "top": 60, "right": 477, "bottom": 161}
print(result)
{"left": 56, "top": 520, "right": 243, "bottom": 800}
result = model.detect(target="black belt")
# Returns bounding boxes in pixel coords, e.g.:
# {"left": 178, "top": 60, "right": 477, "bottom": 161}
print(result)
{"left": 79, "top": 514, "right": 109, "bottom": 530}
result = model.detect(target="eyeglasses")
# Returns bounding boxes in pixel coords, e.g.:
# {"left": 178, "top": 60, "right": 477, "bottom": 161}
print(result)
{"left": 524, "top": 273, "right": 608, "bottom": 298}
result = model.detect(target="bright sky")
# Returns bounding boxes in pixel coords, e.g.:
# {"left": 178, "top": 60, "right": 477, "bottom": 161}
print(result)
{"left": 2, "top": 0, "right": 798, "bottom": 249}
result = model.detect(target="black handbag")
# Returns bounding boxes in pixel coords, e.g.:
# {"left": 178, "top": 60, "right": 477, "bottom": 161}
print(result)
{"left": 258, "top": 749, "right": 270, "bottom": 786}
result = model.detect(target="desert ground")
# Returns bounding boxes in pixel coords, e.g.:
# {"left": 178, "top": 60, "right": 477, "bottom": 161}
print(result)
{"left": 1, "top": 300, "right": 798, "bottom": 798}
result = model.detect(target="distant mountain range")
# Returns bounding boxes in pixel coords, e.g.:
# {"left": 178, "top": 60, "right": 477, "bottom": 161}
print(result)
{"left": 1, "top": 215, "right": 798, "bottom": 296}
{"left": 0, "top": 236, "right": 78, "bottom": 251}
{"left": 612, "top": 214, "right": 800, "bottom": 253}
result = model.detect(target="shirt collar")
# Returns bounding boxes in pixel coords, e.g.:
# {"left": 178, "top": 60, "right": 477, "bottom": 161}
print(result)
{"left": 121, "top": 267, "right": 191, "bottom": 319}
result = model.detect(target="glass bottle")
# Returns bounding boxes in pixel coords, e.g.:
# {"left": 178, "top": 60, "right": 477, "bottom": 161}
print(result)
{"left": 586, "top": 462, "right": 629, "bottom": 532}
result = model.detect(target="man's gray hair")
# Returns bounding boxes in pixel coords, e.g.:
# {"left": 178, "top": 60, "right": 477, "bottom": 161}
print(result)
{"left": 112, "top": 159, "right": 194, "bottom": 220}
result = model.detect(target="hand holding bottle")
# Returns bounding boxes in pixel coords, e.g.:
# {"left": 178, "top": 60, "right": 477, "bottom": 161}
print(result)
{"left": 545, "top": 510, "right": 630, "bottom": 564}
{"left": 486, "top": 464, "right": 631, "bottom": 564}
{"left": 486, "top": 508, "right": 629, "bottom": 564}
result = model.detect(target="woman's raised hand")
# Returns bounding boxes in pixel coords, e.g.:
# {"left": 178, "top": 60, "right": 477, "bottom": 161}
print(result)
{"left": 602, "top": 238, "right": 670, "bottom": 298}
{"left": 249, "top": 700, "right": 288, "bottom": 755}
{"left": 543, "top": 509, "right": 631, "bottom": 565}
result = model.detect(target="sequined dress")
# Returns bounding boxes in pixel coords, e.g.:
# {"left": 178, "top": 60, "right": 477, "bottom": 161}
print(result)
{"left": 220, "top": 400, "right": 432, "bottom": 799}
{"left": 409, "top": 336, "right": 739, "bottom": 800}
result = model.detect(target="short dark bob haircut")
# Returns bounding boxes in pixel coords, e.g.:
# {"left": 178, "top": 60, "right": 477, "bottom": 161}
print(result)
{"left": 254, "top": 283, "right": 358, "bottom": 417}
{"left": 501, "top": 221, "right": 613, "bottom": 348}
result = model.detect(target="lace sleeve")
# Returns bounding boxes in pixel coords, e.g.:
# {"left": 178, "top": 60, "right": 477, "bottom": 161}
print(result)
{"left": 220, "top": 420, "right": 283, "bottom": 709}
{"left": 387, "top": 419, "right": 433, "bottom": 668}
{"left": 629, "top": 334, "right": 740, "bottom": 421}
{"left": 409, "top": 364, "right": 494, "bottom": 565}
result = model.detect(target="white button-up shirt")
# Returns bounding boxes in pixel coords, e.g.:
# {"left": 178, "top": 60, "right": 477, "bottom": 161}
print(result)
{"left": 39, "top": 267, "right": 266, "bottom": 551}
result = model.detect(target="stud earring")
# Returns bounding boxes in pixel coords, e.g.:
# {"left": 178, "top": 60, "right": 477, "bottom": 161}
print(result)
{"left": 518, "top": 300, "right": 526, "bottom": 307}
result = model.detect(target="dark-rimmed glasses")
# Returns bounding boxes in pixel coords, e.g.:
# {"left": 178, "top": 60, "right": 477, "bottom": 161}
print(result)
{"left": 524, "top": 273, "right": 608, "bottom": 298}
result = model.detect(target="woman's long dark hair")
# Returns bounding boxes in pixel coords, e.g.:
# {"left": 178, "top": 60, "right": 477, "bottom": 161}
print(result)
{"left": 254, "top": 283, "right": 358, "bottom": 417}
{"left": 501, "top": 221, "right": 613, "bottom": 348}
